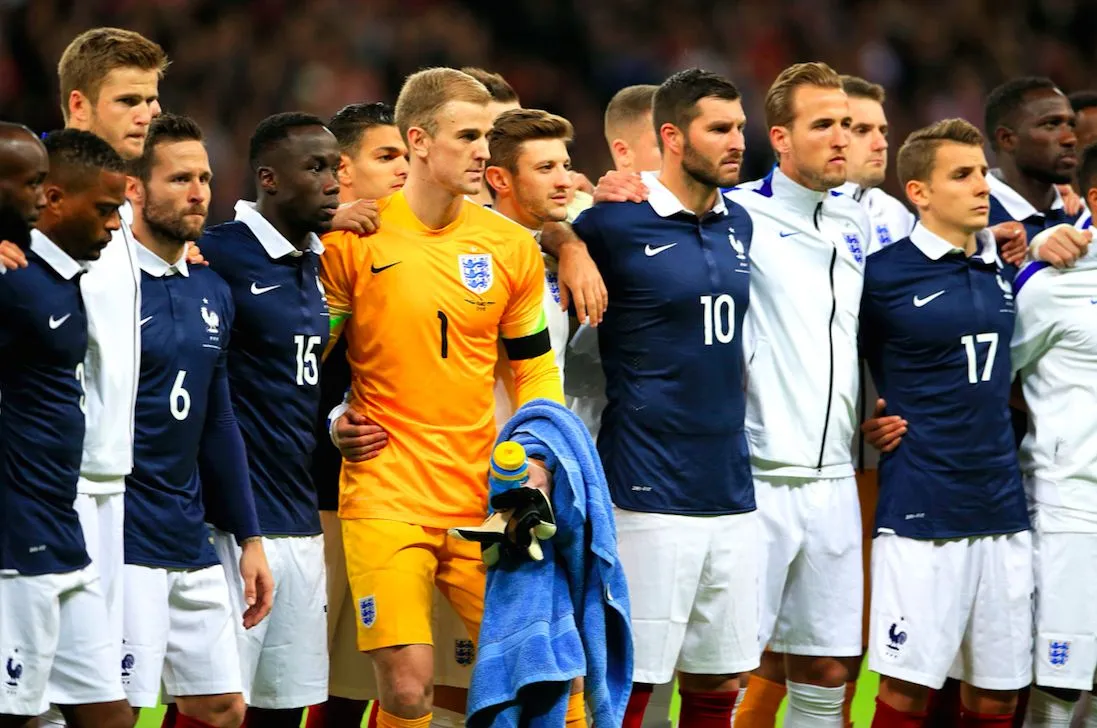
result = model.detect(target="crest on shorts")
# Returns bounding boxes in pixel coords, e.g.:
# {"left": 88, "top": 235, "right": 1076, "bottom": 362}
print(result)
{"left": 459, "top": 254, "right": 493, "bottom": 295}
{"left": 359, "top": 595, "right": 376, "bottom": 629}
{"left": 121, "top": 653, "right": 135, "bottom": 678}
{"left": 1049, "top": 640, "right": 1070, "bottom": 667}
{"left": 5, "top": 653, "right": 22, "bottom": 687}
{"left": 843, "top": 233, "right": 864, "bottom": 264}
{"left": 455, "top": 639, "right": 475, "bottom": 666}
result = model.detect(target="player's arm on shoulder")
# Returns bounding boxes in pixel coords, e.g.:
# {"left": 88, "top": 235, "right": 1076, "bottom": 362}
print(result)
{"left": 501, "top": 234, "right": 564, "bottom": 406}
{"left": 0, "top": 240, "right": 27, "bottom": 272}
{"left": 1029, "top": 223, "right": 1093, "bottom": 268}
{"left": 541, "top": 217, "right": 607, "bottom": 326}
{"left": 319, "top": 230, "right": 363, "bottom": 355}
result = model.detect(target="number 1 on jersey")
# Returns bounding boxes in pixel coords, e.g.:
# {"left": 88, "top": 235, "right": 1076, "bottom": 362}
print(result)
{"left": 701, "top": 294, "right": 736, "bottom": 345}
{"left": 437, "top": 310, "right": 449, "bottom": 359}
{"left": 961, "top": 332, "right": 998, "bottom": 383}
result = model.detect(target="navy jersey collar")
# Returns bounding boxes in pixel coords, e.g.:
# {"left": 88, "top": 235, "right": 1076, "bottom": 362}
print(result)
{"left": 987, "top": 169, "right": 1063, "bottom": 221}
{"left": 136, "top": 241, "right": 189, "bottom": 277}
{"left": 643, "top": 171, "right": 728, "bottom": 218}
{"left": 909, "top": 222, "right": 999, "bottom": 265}
{"left": 30, "top": 229, "right": 87, "bottom": 279}
{"left": 234, "top": 200, "right": 325, "bottom": 260}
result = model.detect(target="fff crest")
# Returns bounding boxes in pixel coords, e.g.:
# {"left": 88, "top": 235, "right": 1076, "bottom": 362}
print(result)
{"left": 459, "top": 253, "right": 493, "bottom": 295}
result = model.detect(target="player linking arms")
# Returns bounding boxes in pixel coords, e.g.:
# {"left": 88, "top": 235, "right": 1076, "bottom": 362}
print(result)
{"left": 322, "top": 67, "right": 562, "bottom": 728}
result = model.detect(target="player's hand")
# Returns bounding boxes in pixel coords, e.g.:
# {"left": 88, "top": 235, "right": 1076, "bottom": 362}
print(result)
{"left": 593, "top": 170, "right": 648, "bottom": 204}
{"left": 989, "top": 222, "right": 1027, "bottom": 268}
{"left": 558, "top": 240, "right": 608, "bottom": 326}
{"left": 1030, "top": 224, "right": 1093, "bottom": 268}
{"left": 184, "top": 242, "right": 208, "bottom": 267}
{"left": 570, "top": 171, "right": 595, "bottom": 195}
{"left": 332, "top": 199, "right": 380, "bottom": 236}
{"left": 333, "top": 409, "right": 388, "bottom": 462}
{"left": 1058, "top": 184, "right": 1085, "bottom": 217}
{"left": 862, "top": 398, "right": 907, "bottom": 453}
{"left": 0, "top": 240, "right": 27, "bottom": 271}
{"left": 451, "top": 477, "right": 557, "bottom": 566}
{"left": 239, "top": 538, "right": 274, "bottom": 629}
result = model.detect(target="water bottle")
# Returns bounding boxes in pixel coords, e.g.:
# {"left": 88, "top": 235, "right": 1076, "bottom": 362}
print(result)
{"left": 488, "top": 441, "right": 529, "bottom": 499}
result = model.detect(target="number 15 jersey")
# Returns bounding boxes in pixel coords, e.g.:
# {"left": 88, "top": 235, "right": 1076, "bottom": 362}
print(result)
{"left": 321, "top": 191, "right": 562, "bottom": 528}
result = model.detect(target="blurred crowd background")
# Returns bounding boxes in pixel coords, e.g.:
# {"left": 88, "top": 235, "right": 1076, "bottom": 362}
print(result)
{"left": 2, "top": 0, "right": 1094, "bottom": 220}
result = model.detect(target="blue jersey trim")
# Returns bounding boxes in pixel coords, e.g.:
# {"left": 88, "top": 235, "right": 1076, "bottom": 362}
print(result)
{"left": 1013, "top": 261, "right": 1052, "bottom": 295}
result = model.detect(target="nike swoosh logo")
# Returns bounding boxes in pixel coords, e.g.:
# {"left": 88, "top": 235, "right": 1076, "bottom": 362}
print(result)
{"left": 48, "top": 314, "right": 71, "bottom": 329}
{"left": 250, "top": 283, "right": 281, "bottom": 295}
{"left": 140, "top": 316, "right": 153, "bottom": 327}
{"left": 913, "top": 291, "right": 946, "bottom": 307}
{"left": 779, "top": 231, "right": 799, "bottom": 238}
{"left": 370, "top": 262, "right": 401, "bottom": 274}
{"left": 644, "top": 243, "right": 677, "bottom": 257}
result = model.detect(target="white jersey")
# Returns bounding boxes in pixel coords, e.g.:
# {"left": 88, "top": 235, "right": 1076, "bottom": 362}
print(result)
{"left": 1011, "top": 233, "right": 1097, "bottom": 530}
{"left": 78, "top": 201, "right": 141, "bottom": 491}
{"left": 837, "top": 182, "right": 916, "bottom": 255}
{"left": 726, "top": 168, "right": 871, "bottom": 479}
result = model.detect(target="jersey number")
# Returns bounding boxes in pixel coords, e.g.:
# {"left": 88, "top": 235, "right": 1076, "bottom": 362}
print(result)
{"left": 961, "top": 333, "right": 999, "bottom": 384}
{"left": 437, "top": 311, "right": 449, "bottom": 359}
{"left": 170, "top": 369, "right": 191, "bottom": 420}
{"left": 295, "top": 334, "right": 321, "bottom": 385}
{"left": 75, "top": 362, "right": 86, "bottom": 415}
{"left": 701, "top": 294, "right": 736, "bottom": 345}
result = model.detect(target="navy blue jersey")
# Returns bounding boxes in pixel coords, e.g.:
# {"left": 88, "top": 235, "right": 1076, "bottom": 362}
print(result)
{"left": 860, "top": 225, "right": 1028, "bottom": 539}
{"left": 0, "top": 232, "right": 89, "bottom": 575}
{"left": 198, "top": 204, "right": 329, "bottom": 536}
{"left": 573, "top": 176, "right": 754, "bottom": 515}
{"left": 125, "top": 248, "right": 236, "bottom": 568}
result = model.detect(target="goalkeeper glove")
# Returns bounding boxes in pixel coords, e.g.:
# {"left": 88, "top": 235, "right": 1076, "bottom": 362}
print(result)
{"left": 450, "top": 486, "right": 557, "bottom": 566}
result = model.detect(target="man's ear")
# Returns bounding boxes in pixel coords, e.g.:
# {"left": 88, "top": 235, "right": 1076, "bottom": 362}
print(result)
{"left": 485, "top": 165, "right": 510, "bottom": 197}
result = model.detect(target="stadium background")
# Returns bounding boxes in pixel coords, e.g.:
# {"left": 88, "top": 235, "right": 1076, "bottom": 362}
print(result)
{"left": 0, "top": 0, "right": 1092, "bottom": 724}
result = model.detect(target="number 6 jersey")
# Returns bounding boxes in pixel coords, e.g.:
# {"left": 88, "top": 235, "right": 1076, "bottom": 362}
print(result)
{"left": 197, "top": 201, "right": 330, "bottom": 537}
{"left": 320, "top": 191, "right": 563, "bottom": 528}
{"left": 860, "top": 223, "right": 1028, "bottom": 540}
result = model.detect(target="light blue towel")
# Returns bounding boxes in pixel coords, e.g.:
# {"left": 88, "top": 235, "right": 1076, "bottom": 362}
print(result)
{"left": 468, "top": 399, "right": 633, "bottom": 728}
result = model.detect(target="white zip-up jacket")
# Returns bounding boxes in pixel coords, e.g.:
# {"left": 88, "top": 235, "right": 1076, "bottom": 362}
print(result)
{"left": 78, "top": 201, "right": 141, "bottom": 490}
{"left": 726, "top": 168, "right": 871, "bottom": 479}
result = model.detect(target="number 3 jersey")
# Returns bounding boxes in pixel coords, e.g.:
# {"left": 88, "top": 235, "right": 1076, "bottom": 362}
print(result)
{"left": 572, "top": 174, "right": 755, "bottom": 515}
{"left": 860, "top": 223, "right": 1028, "bottom": 540}
{"left": 321, "top": 191, "right": 562, "bottom": 528}
{"left": 197, "top": 201, "right": 330, "bottom": 537}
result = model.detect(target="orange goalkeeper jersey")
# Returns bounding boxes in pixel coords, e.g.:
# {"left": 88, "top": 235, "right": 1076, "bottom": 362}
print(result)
{"left": 321, "top": 191, "right": 564, "bottom": 527}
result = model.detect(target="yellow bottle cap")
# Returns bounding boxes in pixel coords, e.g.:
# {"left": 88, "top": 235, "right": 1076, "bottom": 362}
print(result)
{"left": 493, "top": 441, "right": 527, "bottom": 471}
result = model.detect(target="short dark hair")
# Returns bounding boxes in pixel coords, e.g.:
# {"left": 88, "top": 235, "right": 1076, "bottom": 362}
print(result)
{"left": 42, "top": 128, "right": 126, "bottom": 190}
{"left": 896, "top": 118, "right": 985, "bottom": 187}
{"left": 1078, "top": 142, "right": 1097, "bottom": 200}
{"left": 328, "top": 102, "right": 396, "bottom": 155}
{"left": 248, "top": 112, "right": 327, "bottom": 171}
{"left": 604, "top": 84, "right": 658, "bottom": 146}
{"left": 129, "top": 113, "right": 204, "bottom": 182}
{"left": 652, "top": 69, "right": 740, "bottom": 151}
{"left": 841, "top": 74, "right": 885, "bottom": 104}
{"left": 460, "top": 67, "right": 519, "bottom": 104}
{"left": 984, "top": 76, "right": 1060, "bottom": 151}
{"left": 1070, "top": 91, "right": 1097, "bottom": 114}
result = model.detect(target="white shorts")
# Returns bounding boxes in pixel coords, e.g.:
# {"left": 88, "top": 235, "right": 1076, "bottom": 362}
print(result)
{"left": 215, "top": 532, "right": 328, "bottom": 709}
{"left": 754, "top": 476, "right": 863, "bottom": 656}
{"left": 0, "top": 566, "right": 126, "bottom": 716}
{"left": 1032, "top": 524, "right": 1097, "bottom": 689}
{"left": 868, "top": 531, "right": 1033, "bottom": 691}
{"left": 73, "top": 491, "right": 125, "bottom": 660}
{"left": 121, "top": 564, "right": 242, "bottom": 707}
{"left": 615, "top": 508, "right": 761, "bottom": 684}
{"left": 320, "top": 512, "right": 472, "bottom": 700}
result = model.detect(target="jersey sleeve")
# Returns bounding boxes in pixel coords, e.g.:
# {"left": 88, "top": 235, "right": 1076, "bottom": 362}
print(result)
{"left": 319, "top": 231, "right": 363, "bottom": 341}
{"left": 1010, "top": 265, "right": 1058, "bottom": 375}
{"left": 499, "top": 233, "right": 563, "bottom": 405}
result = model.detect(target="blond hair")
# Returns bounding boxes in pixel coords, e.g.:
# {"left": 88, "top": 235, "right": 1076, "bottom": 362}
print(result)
{"left": 488, "top": 108, "right": 573, "bottom": 174}
{"left": 604, "top": 85, "right": 657, "bottom": 146}
{"left": 394, "top": 67, "right": 492, "bottom": 139}
{"left": 58, "top": 28, "right": 168, "bottom": 122}
{"left": 765, "top": 62, "right": 843, "bottom": 129}
{"left": 896, "top": 118, "right": 985, "bottom": 186}
{"left": 840, "top": 74, "right": 885, "bottom": 104}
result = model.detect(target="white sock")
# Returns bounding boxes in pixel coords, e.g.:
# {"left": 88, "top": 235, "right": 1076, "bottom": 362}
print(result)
{"left": 432, "top": 706, "right": 465, "bottom": 728}
{"left": 1025, "top": 687, "right": 1076, "bottom": 727}
{"left": 782, "top": 681, "right": 845, "bottom": 728}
